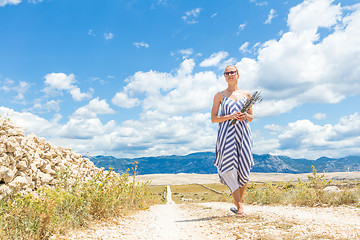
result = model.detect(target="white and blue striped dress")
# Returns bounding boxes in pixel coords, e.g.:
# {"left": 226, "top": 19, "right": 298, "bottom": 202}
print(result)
{"left": 214, "top": 93, "right": 254, "bottom": 193}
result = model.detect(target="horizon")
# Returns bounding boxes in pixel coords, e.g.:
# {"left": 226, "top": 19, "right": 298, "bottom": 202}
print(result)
{"left": 89, "top": 151, "right": 360, "bottom": 161}
{"left": 1, "top": 0, "right": 360, "bottom": 160}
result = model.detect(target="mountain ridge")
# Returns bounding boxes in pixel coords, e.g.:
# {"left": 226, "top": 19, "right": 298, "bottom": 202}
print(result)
{"left": 89, "top": 152, "right": 360, "bottom": 175}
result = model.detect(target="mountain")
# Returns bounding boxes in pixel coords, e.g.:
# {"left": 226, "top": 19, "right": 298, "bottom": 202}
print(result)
{"left": 89, "top": 152, "right": 360, "bottom": 175}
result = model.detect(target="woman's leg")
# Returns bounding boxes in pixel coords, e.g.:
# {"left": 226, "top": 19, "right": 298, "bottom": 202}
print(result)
{"left": 232, "top": 182, "right": 247, "bottom": 214}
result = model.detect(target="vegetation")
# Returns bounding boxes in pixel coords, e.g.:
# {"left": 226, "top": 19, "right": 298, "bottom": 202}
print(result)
{"left": 245, "top": 166, "right": 360, "bottom": 207}
{"left": 0, "top": 167, "right": 163, "bottom": 240}
{"left": 0, "top": 163, "right": 358, "bottom": 239}
{"left": 168, "top": 166, "right": 360, "bottom": 207}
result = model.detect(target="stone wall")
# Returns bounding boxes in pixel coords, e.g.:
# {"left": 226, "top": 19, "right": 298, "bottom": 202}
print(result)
{"left": 0, "top": 117, "right": 102, "bottom": 198}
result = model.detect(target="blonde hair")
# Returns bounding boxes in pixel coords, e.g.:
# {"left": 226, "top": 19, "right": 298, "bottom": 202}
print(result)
{"left": 224, "top": 65, "right": 239, "bottom": 75}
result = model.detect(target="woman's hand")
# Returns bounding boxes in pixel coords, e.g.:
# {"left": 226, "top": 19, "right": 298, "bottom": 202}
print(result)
{"left": 230, "top": 112, "right": 247, "bottom": 121}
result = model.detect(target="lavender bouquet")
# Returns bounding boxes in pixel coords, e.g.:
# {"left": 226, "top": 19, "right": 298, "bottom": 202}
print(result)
{"left": 230, "top": 91, "right": 262, "bottom": 125}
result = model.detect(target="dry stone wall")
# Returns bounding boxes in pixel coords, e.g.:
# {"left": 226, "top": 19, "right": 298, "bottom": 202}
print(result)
{"left": 0, "top": 117, "right": 102, "bottom": 198}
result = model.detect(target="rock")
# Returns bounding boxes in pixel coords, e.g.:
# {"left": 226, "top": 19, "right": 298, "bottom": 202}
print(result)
{"left": 0, "top": 185, "right": 12, "bottom": 197}
{"left": 5, "top": 137, "right": 18, "bottom": 152}
{"left": 7, "top": 127, "right": 24, "bottom": 136}
{"left": 13, "top": 148, "right": 23, "bottom": 160}
{"left": 8, "top": 176, "right": 31, "bottom": 189}
{"left": 0, "top": 143, "right": 6, "bottom": 154}
{"left": 0, "top": 117, "right": 106, "bottom": 198}
{"left": 43, "top": 164, "right": 56, "bottom": 175}
{"left": 323, "top": 186, "right": 341, "bottom": 192}
{"left": 0, "top": 166, "right": 16, "bottom": 183}
{"left": 38, "top": 172, "right": 53, "bottom": 184}
{"left": 16, "top": 160, "right": 28, "bottom": 170}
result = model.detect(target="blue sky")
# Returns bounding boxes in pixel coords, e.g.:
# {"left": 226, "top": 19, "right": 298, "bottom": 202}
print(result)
{"left": 1, "top": 0, "right": 359, "bottom": 159}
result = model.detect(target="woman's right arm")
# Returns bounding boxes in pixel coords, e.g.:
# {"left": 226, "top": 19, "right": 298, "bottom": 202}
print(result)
{"left": 211, "top": 92, "right": 241, "bottom": 123}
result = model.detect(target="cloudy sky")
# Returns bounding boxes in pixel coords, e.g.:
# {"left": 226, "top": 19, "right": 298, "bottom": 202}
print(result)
{"left": 1, "top": 0, "right": 359, "bottom": 159}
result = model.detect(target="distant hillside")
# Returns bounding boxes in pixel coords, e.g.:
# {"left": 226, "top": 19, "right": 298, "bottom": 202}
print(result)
{"left": 89, "top": 152, "right": 360, "bottom": 175}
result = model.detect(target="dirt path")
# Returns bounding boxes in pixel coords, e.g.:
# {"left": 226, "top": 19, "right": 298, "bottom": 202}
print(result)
{"left": 60, "top": 186, "right": 360, "bottom": 240}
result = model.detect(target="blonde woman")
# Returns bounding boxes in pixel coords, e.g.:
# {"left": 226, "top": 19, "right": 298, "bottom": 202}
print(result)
{"left": 211, "top": 65, "right": 254, "bottom": 217}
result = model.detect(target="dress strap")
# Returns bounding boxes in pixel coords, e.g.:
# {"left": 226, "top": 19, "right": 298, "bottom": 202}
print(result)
{"left": 221, "top": 91, "right": 226, "bottom": 98}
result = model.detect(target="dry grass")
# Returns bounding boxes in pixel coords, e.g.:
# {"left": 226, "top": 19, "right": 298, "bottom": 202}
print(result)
{"left": 0, "top": 168, "right": 162, "bottom": 240}
{"left": 170, "top": 184, "right": 229, "bottom": 203}
{"left": 164, "top": 167, "right": 360, "bottom": 207}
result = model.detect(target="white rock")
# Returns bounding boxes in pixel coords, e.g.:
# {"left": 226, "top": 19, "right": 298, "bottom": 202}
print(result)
{"left": 0, "top": 143, "right": 6, "bottom": 154}
{"left": 323, "top": 186, "right": 342, "bottom": 192}
{"left": 13, "top": 148, "right": 23, "bottom": 160}
{"left": 38, "top": 171, "right": 53, "bottom": 184}
{"left": 0, "top": 166, "right": 15, "bottom": 183}
{"left": 5, "top": 138, "right": 18, "bottom": 153}
{"left": 0, "top": 185, "right": 12, "bottom": 196}
{"left": 8, "top": 176, "right": 31, "bottom": 189}
{"left": 0, "top": 118, "right": 105, "bottom": 198}
{"left": 16, "top": 160, "right": 28, "bottom": 170}
{"left": 43, "top": 164, "right": 56, "bottom": 175}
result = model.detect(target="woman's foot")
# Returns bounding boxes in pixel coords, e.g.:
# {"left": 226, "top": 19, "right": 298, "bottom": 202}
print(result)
{"left": 230, "top": 207, "right": 247, "bottom": 217}
{"left": 235, "top": 211, "right": 246, "bottom": 218}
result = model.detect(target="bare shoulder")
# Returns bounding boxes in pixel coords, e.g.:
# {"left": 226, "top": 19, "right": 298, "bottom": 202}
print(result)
{"left": 214, "top": 91, "right": 224, "bottom": 101}
{"left": 244, "top": 91, "right": 251, "bottom": 99}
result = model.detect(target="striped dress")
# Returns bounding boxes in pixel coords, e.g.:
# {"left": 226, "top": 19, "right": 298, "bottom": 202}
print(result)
{"left": 214, "top": 93, "right": 254, "bottom": 193}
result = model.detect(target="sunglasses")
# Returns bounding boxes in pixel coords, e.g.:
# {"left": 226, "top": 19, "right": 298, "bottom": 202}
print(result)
{"left": 224, "top": 71, "right": 237, "bottom": 76}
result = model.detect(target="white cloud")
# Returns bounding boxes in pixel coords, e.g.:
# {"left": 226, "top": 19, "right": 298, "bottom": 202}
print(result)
{"left": 239, "top": 42, "right": 250, "bottom": 53}
{"left": 44, "top": 73, "right": 74, "bottom": 90}
{"left": 89, "top": 76, "right": 105, "bottom": 85}
{"left": 0, "top": 105, "right": 217, "bottom": 158}
{"left": 234, "top": 0, "right": 360, "bottom": 115}
{"left": 133, "top": 42, "right": 149, "bottom": 48}
{"left": 182, "top": 8, "right": 201, "bottom": 24}
{"left": 288, "top": 0, "right": 341, "bottom": 33}
{"left": 104, "top": 32, "right": 114, "bottom": 40}
{"left": 88, "top": 29, "right": 95, "bottom": 36}
{"left": 0, "top": 0, "right": 21, "bottom": 7}
{"left": 73, "top": 97, "right": 114, "bottom": 119}
{"left": 313, "top": 113, "right": 326, "bottom": 120}
{"left": 15, "top": 81, "right": 30, "bottom": 100}
{"left": 0, "top": 78, "right": 30, "bottom": 101}
{"left": 250, "top": 0, "right": 268, "bottom": 6}
{"left": 0, "top": 106, "right": 60, "bottom": 138}
{"left": 265, "top": 9, "right": 277, "bottom": 24}
{"left": 0, "top": 0, "right": 42, "bottom": 6}
{"left": 43, "top": 73, "right": 92, "bottom": 101}
{"left": 28, "top": 0, "right": 42, "bottom": 4}
{"left": 34, "top": 99, "right": 61, "bottom": 112}
{"left": 178, "top": 48, "right": 193, "bottom": 58}
{"left": 211, "top": 13, "right": 217, "bottom": 18}
{"left": 262, "top": 112, "right": 360, "bottom": 159}
{"left": 112, "top": 92, "right": 140, "bottom": 108}
{"left": 239, "top": 23, "right": 246, "bottom": 30}
{"left": 112, "top": 58, "right": 224, "bottom": 115}
{"left": 69, "top": 87, "right": 92, "bottom": 101}
{"left": 199, "top": 51, "right": 229, "bottom": 67}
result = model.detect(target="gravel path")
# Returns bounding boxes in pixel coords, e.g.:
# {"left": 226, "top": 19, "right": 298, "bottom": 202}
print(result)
{"left": 59, "top": 186, "right": 360, "bottom": 240}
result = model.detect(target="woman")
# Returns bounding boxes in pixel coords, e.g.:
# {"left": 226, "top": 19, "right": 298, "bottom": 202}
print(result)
{"left": 211, "top": 65, "right": 254, "bottom": 217}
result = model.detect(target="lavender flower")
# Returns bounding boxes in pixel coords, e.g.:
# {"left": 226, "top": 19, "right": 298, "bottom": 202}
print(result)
{"left": 231, "top": 91, "right": 262, "bottom": 125}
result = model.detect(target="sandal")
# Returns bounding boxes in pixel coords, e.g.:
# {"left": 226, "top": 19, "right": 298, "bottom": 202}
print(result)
{"left": 230, "top": 207, "right": 238, "bottom": 214}
{"left": 230, "top": 207, "right": 246, "bottom": 217}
